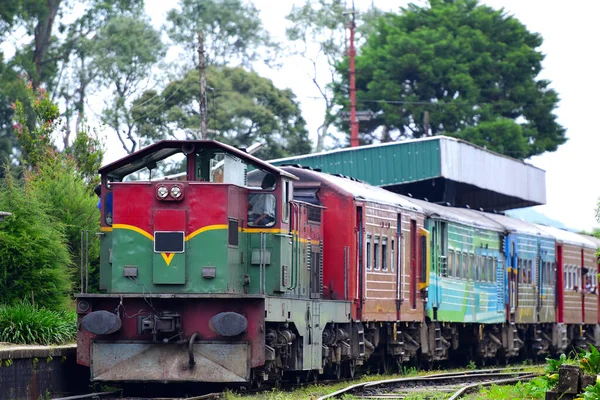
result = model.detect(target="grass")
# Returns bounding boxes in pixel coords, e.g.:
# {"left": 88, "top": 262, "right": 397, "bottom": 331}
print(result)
{"left": 0, "top": 301, "right": 77, "bottom": 345}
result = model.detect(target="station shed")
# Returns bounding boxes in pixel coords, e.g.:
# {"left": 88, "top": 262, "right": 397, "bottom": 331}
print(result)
{"left": 0, "top": 211, "right": 10, "bottom": 222}
{"left": 269, "top": 136, "right": 545, "bottom": 212}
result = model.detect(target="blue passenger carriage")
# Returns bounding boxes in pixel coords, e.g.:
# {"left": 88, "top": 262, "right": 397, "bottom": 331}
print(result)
{"left": 407, "top": 199, "right": 506, "bottom": 363}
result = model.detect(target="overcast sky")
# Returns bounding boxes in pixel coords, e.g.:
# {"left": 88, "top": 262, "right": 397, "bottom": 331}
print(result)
{"left": 101, "top": 0, "right": 600, "bottom": 232}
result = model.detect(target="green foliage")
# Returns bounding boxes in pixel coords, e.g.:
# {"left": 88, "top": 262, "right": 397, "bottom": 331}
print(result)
{"left": 10, "top": 80, "right": 102, "bottom": 294}
{"left": 132, "top": 66, "right": 312, "bottom": 160}
{"left": 0, "top": 301, "right": 76, "bottom": 345}
{"left": 334, "top": 0, "right": 566, "bottom": 159}
{"left": 582, "top": 380, "right": 600, "bottom": 400}
{"left": 478, "top": 382, "right": 532, "bottom": 399}
{"left": 0, "top": 171, "right": 71, "bottom": 310}
{"left": 13, "top": 84, "right": 58, "bottom": 169}
{"left": 63, "top": 126, "right": 104, "bottom": 191}
{"left": 578, "top": 345, "right": 600, "bottom": 375}
{"left": 166, "top": 0, "right": 278, "bottom": 67}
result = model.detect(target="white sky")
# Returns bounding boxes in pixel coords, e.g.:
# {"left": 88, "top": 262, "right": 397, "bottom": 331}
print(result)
{"left": 151, "top": 0, "right": 600, "bottom": 232}
{"left": 7, "top": 0, "right": 597, "bottom": 232}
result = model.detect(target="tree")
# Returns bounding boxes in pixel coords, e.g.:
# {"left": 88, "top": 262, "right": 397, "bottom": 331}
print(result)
{"left": 165, "top": 0, "right": 278, "bottom": 68}
{"left": 333, "top": 0, "right": 566, "bottom": 159}
{"left": 95, "top": 14, "right": 165, "bottom": 154}
{"left": 286, "top": 0, "right": 382, "bottom": 151}
{"left": 132, "top": 66, "right": 311, "bottom": 160}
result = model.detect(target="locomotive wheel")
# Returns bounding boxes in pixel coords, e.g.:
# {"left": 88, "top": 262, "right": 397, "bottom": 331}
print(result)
{"left": 343, "top": 360, "right": 356, "bottom": 378}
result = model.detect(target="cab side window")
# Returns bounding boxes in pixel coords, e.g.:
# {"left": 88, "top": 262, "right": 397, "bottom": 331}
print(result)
{"left": 248, "top": 172, "right": 277, "bottom": 227}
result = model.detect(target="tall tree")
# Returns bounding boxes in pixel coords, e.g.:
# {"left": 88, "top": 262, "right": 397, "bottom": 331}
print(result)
{"left": 333, "top": 0, "right": 566, "bottom": 159}
{"left": 286, "top": 0, "right": 382, "bottom": 151}
{"left": 132, "top": 66, "right": 311, "bottom": 160}
{"left": 165, "top": 0, "right": 278, "bottom": 68}
{"left": 95, "top": 14, "right": 165, "bottom": 154}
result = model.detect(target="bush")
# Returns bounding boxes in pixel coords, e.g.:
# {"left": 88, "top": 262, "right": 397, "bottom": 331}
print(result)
{"left": 0, "top": 301, "right": 76, "bottom": 345}
{"left": 0, "top": 170, "right": 72, "bottom": 310}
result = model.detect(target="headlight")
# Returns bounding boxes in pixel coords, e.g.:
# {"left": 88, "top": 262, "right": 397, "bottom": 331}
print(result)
{"left": 157, "top": 186, "right": 169, "bottom": 198}
{"left": 170, "top": 186, "right": 182, "bottom": 198}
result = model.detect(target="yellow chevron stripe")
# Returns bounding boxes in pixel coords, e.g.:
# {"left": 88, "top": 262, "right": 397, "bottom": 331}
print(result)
{"left": 161, "top": 252, "right": 175, "bottom": 265}
{"left": 113, "top": 224, "right": 154, "bottom": 241}
{"left": 185, "top": 224, "right": 228, "bottom": 241}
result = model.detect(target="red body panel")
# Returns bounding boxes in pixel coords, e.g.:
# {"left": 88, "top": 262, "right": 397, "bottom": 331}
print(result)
{"left": 77, "top": 297, "right": 265, "bottom": 368}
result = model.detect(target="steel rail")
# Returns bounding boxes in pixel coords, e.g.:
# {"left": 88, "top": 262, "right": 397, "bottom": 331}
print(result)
{"left": 52, "top": 391, "right": 119, "bottom": 400}
{"left": 317, "top": 367, "right": 539, "bottom": 400}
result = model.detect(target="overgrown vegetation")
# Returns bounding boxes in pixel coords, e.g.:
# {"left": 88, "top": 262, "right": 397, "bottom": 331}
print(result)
{"left": 0, "top": 169, "right": 72, "bottom": 310}
{"left": 0, "top": 80, "right": 102, "bottom": 344}
{"left": 0, "top": 301, "right": 76, "bottom": 345}
{"left": 473, "top": 347, "right": 600, "bottom": 399}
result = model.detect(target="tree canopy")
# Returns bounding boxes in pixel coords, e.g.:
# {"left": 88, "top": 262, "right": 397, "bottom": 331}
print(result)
{"left": 333, "top": 0, "right": 566, "bottom": 159}
{"left": 132, "top": 66, "right": 311, "bottom": 160}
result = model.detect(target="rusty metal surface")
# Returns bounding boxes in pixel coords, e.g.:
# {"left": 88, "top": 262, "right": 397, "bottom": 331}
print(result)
{"left": 92, "top": 342, "right": 250, "bottom": 382}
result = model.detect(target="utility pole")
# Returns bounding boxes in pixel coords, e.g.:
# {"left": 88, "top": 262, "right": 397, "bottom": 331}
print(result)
{"left": 197, "top": 32, "right": 207, "bottom": 140}
{"left": 347, "top": 1, "right": 359, "bottom": 148}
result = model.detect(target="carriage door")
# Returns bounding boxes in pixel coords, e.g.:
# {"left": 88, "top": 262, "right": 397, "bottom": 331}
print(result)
{"left": 356, "top": 206, "right": 364, "bottom": 319}
{"left": 535, "top": 240, "right": 542, "bottom": 322}
{"left": 395, "top": 213, "right": 402, "bottom": 320}
{"left": 509, "top": 240, "right": 517, "bottom": 318}
{"left": 556, "top": 244, "right": 564, "bottom": 323}
{"left": 410, "top": 219, "right": 417, "bottom": 309}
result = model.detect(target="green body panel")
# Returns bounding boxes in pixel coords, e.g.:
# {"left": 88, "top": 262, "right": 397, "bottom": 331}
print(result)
{"left": 107, "top": 227, "right": 308, "bottom": 297}
{"left": 270, "top": 138, "right": 441, "bottom": 186}
{"left": 245, "top": 232, "right": 298, "bottom": 296}
{"left": 152, "top": 252, "right": 186, "bottom": 284}
{"left": 110, "top": 228, "right": 234, "bottom": 293}
{"left": 99, "top": 231, "right": 112, "bottom": 292}
{"left": 265, "top": 297, "right": 351, "bottom": 371}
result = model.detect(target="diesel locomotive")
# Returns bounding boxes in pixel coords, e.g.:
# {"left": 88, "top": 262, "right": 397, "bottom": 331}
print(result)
{"left": 76, "top": 139, "right": 600, "bottom": 386}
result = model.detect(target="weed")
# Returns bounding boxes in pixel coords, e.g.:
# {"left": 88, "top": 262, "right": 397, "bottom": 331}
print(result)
{"left": 0, "top": 301, "right": 76, "bottom": 345}
{"left": 467, "top": 360, "right": 477, "bottom": 370}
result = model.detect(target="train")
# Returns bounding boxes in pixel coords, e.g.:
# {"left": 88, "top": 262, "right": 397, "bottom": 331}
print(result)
{"left": 76, "top": 139, "right": 600, "bottom": 386}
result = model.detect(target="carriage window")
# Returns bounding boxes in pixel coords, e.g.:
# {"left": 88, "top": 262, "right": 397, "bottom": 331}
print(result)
{"left": 382, "top": 237, "right": 388, "bottom": 271}
{"left": 469, "top": 254, "right": 475, "bottom": 280}
{"left": 366, "top": 234, "right": 372, "bottom": 270}
{"left": 464, "top": 253, "right": 470, "bottom": 280}
{"left": 448, "top": 250, "right": 454, "bottom": 278}
{"left": 489, "top": 257, "right": 495, "bottom": 282}
{"left": 577, "top": 267, "right": 581, "bottom": 290}
{"left": 391, "top": 238, "right": 395, "bottom": 272}
{"left": 565, "top": 269, "right": 569, "bottom": 289}
{"left": 374, "top": 236, "right": 380, "bottom": 270}
{"left": 518, "top": 259, "right": 523, "bottom": 283}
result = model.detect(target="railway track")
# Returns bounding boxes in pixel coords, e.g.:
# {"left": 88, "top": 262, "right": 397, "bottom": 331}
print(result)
{"left": 53, "top": 367, "right": 540, "bottom": 400}
{"left": 317, "top": 367, "right": 540, "bottom": 400}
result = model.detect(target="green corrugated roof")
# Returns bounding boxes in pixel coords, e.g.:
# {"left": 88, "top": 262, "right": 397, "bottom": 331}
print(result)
{"left": 269, "top": 137, "right": 442, "bottom": 187}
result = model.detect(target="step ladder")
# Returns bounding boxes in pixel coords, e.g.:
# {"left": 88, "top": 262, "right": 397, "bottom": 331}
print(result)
{"left": 434, "top": 323, "right": 443, "bottom": 353}
{"left": 357, "top": 324, "right": 366, "bottom": 358}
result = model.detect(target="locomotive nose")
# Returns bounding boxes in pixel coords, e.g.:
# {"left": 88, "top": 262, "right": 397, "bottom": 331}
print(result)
{"left": 81, "top": 310, "right": 122, "bottom": 335}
